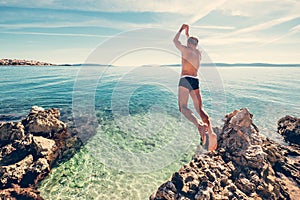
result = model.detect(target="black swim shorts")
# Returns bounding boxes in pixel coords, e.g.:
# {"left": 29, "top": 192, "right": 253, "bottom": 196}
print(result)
{"left": 178, "top": 76, "right": 199, "bottom": 91}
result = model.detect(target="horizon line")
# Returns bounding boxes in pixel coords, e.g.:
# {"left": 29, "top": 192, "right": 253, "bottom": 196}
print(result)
{"left": 56, "top": 62, "right": 300, "bottom": 67}
{"left": 1, "top": 58, "right": 300, "bottom": 67}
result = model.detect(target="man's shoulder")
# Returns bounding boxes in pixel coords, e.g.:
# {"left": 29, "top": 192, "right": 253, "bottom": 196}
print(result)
{"left": 179, "top": 45, "right": 188, "bottom": 53}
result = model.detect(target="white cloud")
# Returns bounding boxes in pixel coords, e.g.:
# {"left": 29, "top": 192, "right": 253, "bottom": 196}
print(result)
{"left": 1, "top": 0, "right": 299, "bottom": 63}
{"left": 220, "top": 0, "right": 299, "bottom": 18}
{"left": 0, "top": 0, "right": 225, "bottom": 26}
{"left": 0, "top": 0, "right": 219, "bottom": 14}
{"left": 228, "top": 14, "right": 300, "bottom": 36}
{"left": 290, "top": 24, "right": 300, "bottom": 33}
{"left": 258, "top": 24, "right": 300, "bottom": 46}
{"left": 0, "top": 31, "right": 112, "bottom": 38}
{"left": 187, "top": 0, "right": 227, "bottom": 24}
{"left": 191, "top": 25, "right": 235, "bottom": 30}
{"left": 204, "top": 0, "right": 300, "bottom": 47}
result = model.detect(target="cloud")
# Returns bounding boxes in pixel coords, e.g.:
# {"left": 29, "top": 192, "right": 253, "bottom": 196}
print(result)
{"left": 220, "top": 0, "right": 299, "bottom": 18}
{"left": 0, "top": 31, "right": 112, "bottom": 38}
{"left": 290, "top": 24, "right": 300, "bottom": 33}
{"left": 1, "top": 0, "right": 299, "bottom": 64}
{"left": 201, "top": 15, "right": 300, "bottom": 48}
{"left": 0, "top": 0, "right": 221, "bottom": 14}
{"left": 191, "top": 25, "right": 235, "bottom": 30}
{"left": 203, "top": 0, "right": 300, "bottom": 46}
{"left": 228, "top": 14, "right": 300, "bottom": 36}
{"left": 0, "top": 0, "right": 225, "bottom": 28}
{"left": 187, "top": 0, "right": 227, "bottom": 24}
{"left": 258, "top": 24, "right": 300, "bottom": 46}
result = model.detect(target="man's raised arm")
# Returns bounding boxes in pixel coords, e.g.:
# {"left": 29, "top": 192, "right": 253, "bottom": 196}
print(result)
{"left": 173, "top": 24, "right": 189, "bottom": 51}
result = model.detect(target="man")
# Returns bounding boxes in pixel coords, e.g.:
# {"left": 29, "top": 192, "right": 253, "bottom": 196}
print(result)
{"left": 173, "top": 24, "right": 217, "bottom": 151}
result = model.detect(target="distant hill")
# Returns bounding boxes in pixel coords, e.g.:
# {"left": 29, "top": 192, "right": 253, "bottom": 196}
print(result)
{"left": 166, "top": 63, "right": 300, "bottom": 67}
{"left": 0, "top": 59, "right": 55, "bottom": 66}
{"left": 1, "top": 59, "right": 299, "bottom": 67}
{"left": 210, "top": 63, "right": 300, "bottom": 67}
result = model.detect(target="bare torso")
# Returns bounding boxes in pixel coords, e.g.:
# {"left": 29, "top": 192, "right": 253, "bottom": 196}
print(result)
{"left": 181, "top": 48, "right": 201, "bottom": 77}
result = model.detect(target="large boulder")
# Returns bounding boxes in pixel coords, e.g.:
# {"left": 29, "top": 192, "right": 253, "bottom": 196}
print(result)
{"left": 150, "top": 108, "right": 300, "bottom": 200}
{"left": 22, "top": 106, "right": 66, "bottom": 138}
{"left": 0, "top": 134, "right": 33, "bottom": 166}
{"left": 0, "top": 106, "right": 81, "bottom": 200}
{"left": 278, "top": 115, "right": 300, "bottom": 145}
{"left": 0, "top": 121, "right": 25, "bottom": 147}
{"left": 0, "top": 155, "right": 34, "bottom": 188}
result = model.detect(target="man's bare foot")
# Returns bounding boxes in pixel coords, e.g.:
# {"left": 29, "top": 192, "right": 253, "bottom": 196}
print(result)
{"left": 198, "top": 123, "right": 207, "bottom": 145}
{"left": 208, "top": 132, "right": 217, "bottom": 151}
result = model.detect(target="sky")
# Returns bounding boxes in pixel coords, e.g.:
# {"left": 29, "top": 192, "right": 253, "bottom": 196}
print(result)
{"left": 0, "top": 0, "right": 299, "bottom": 65}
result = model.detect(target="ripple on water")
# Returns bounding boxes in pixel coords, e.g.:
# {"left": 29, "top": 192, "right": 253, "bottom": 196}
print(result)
{"left": 39, "top": 144, "right": 197, "bottom": 199}
{"left": 39, "top": 111, "right": 199, "bottom": 199}
{"left": 2, "top": 66, "right": 298, "bottom": 199}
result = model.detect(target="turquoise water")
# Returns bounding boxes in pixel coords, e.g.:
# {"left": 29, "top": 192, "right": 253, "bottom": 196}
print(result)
{"left": 0, "top": 65, "right": 299, "bottom": 199}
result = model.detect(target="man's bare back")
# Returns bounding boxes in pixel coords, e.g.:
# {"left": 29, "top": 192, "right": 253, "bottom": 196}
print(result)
{"left": 181, "top": 48, "right": 200, "bottom": 77}
{"left": 173, "top": 24, "right": 217, "bottom": 151}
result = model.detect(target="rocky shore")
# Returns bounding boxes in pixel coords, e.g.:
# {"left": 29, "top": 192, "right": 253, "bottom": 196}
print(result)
{"left": 0, "top": 59, "right": 55, "bottom": 66}
{"left": 1, "top": 107, "right": 299, "bottom": 199}
{"left": 150, "top": 108, "right": 300, "bottom": 200}
{"left": 0, "top": 106, "right": 81, "bottom": 199}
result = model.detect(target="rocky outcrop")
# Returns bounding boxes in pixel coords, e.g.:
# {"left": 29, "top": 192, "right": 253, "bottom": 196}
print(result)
{"left": 150, "top": 108, "right": 300, "bottom": 200}
{"left": 0, "top": 59, "right": 54, "bottom": 66}
{"left": 0, "top": 185, "right": 44, "bottom": 200}
{"left": 0, "top": 106, "right": 81, "bottom": 200}
{"left": 278, "top": 115, "right": 300, "bottom": 145}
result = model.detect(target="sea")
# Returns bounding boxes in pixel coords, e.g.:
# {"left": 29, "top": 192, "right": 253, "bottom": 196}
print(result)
{"left": 0, "top": 65, "right": 299, "bottom": 199}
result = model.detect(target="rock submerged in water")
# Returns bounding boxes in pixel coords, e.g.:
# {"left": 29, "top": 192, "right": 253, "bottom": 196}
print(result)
{"left": 150, "top": 108, "right": 300, "bottom": 200}
{"left": 0, "top": 106, "right": 81, "bottom": 200}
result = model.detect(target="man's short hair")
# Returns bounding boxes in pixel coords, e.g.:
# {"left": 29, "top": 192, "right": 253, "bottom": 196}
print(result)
{"left": 188, "top": 36, "right": 198, "bottom": 46}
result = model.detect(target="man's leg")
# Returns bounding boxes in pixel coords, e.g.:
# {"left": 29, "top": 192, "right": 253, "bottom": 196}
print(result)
{"left": 178, "top": 86, "right": 206, "bottom": 143}
{"left": 190, "top": 89, "right": 217, "bottom": 151}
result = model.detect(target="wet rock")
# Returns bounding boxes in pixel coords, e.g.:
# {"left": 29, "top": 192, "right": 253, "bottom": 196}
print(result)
{"left": 278, "top": 115, "right": 300, "bottom": 145}
{"left": 150, "top": 108, "right": 300, "bottom": 200}
{"left": 0, "top": 106, "right": 81, "bottom": 199}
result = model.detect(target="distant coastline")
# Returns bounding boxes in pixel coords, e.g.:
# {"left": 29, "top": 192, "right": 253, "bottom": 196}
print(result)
{"left": 0, "top": 59, "right": 55, "bottom": 66}
{"left": 167, "top": 63, "right": 300, "bottom": 67}
{"left": 1, "top": 58, "right": 299, "bottom": 67}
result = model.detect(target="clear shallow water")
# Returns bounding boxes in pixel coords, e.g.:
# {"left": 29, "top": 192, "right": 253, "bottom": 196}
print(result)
{"left": 0, "top": 65, "right": 299, "bottom": 199}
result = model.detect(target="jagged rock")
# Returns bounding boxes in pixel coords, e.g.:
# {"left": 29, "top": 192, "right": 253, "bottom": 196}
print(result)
{"left": 0, "top": 106, "right": 81, "bottom": 200}
{"left": 0, "top": 121, "right": 25, "bottom": 147}
{"left": 32, "top": 136, "right": 58, "bottom": 165}
{"left": 278, "top": 115, "right": 300, "bottom": 145}
{"left": 0, "top": 184, "right": 44, "bottom": 200}
{"left": 21, "top": 158, "right": 50, "bottom": 187}
{"left": 150, "top": 108, "right": 300, "bottom": 200}
{"left": 0, "top": 154, "right": 34, "bottom": 188}
{"left": 22, "top": 107, "right": 66, "bottom": 138}
{"left": 0, "top": 134, "right": 33, "bottom": 166}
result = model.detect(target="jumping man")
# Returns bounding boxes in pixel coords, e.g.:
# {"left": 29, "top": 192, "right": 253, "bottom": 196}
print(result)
{"left": 173, "top": 24, "right": 217, "bottom": 151}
